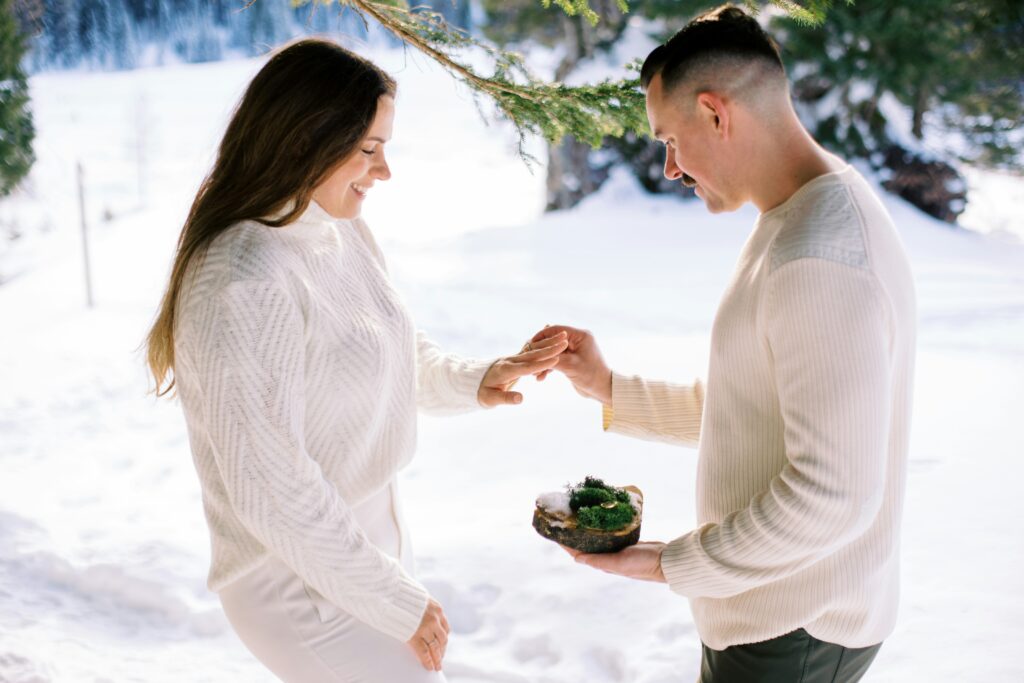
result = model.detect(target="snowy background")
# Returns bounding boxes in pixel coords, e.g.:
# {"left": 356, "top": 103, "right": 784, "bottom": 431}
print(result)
{"left": 2, "top": 40, "right": 1023, "bottom": 683}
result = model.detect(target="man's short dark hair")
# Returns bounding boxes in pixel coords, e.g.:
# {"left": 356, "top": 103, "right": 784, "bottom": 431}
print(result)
{"left": 640, "top": 5, "right": 785, "bottom": 93}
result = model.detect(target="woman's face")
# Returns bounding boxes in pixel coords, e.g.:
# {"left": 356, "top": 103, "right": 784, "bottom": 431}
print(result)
{"left": 312, "top": 95, "right": 395, "bottom": 219}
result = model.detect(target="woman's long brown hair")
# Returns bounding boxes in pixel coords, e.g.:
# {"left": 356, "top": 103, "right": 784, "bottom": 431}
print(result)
{"left": 145, "top": 39, "right": 396, "bottom": 397}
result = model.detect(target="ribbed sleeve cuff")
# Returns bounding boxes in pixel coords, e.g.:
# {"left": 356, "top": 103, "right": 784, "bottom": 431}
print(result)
{"left": 605, "top": 372, "right": 652, "bottom": 434}
{"left": 418, "top": 354, "right": 497, "bottom": 415}
{"left": 602, "top": 402, "right": 614, "bottom": 431}
{"left": 600, "top": 372, "right": 703, "bottom": 447}
{"left": 374, "top": 573, "right": 431, "bottom": 642}
{"left": 660, "top": 525, "right": 737, "bottom": 600}
{"left": 458, "top": 357, "right": 497, "bottom": 409}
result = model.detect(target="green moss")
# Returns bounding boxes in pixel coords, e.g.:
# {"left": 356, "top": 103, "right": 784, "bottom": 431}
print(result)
{"left": 567, "top": 477, "right": 636, "bottom": 531}
{"left": 569, "top": 485, "right": 615, "bottom": 512}
{"left": 569, "top": 477, "right": 632, "bottom": 510}
{"left": 576, "top": 501, "right": 635, "bottom": 531}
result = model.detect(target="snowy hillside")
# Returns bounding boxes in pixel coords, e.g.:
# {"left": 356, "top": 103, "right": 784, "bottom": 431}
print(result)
{"left": 1, "top": 46, "right": 1023, "bottom": 682}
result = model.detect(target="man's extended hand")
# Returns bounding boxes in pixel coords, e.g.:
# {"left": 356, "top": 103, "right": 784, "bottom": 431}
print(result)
{"left": 530, "top": 325, "right": 612, "bottom": 405}
{"left": 562, "top": 542, "right": 668, "bottom": 583}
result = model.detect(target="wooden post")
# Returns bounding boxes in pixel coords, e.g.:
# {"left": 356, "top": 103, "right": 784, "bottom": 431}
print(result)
{"left": 77, "top": 161, "right": 94, "bottom": 308}
{"left": 135, "top": 93, "right": 147, "bottom": 204}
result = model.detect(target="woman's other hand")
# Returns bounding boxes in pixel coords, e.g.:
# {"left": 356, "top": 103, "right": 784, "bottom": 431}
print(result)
{"left": 477, "top": 332, "right": 568, "bottom": 407}
{"left": 407, "top": 598, "right": 450, "bottom": 671}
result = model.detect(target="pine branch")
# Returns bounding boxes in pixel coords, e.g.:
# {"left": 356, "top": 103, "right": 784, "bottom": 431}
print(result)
{"left": 285, "top": 0, "right": 848, "bottom": 158}
{"left": 760, "top": 0, "right": 852, "bottom": 27}
{"left": 542, "top": 0, "right": 629, "bottom": 26}
{"left": 295, "top": 0, "right": 648, "bottom": 156}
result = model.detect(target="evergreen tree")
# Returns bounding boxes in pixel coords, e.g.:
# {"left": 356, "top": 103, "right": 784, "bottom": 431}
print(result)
{"left": 295, "top": 0, "right": 374, "bottom": 40}
{"left": 124, "top": 0, "right": 171, "bottom": 40}
{"left": 174, "top": 0, "right": 224, "bottom": 63}
{"left": 151, "top": 0, "right": 173, "bottom": 64}
{"left": 778, "top": 0, "right": 1024, "bottom": 171}
{"left": 755, "top": 0, "right": 1024, "bottom": 222}
{"left": 208, "top": 0, "right": 233, "bottom": 26}
{"left": 11, "top": 0, "right": 43, "bottom": 39}
{"left": 78, "top": 0, "right": 111, "bottom": 67}
{"left": 0, "top": 0, "right": 35, "bottom": 197}
{"left": 108, "top": 0, "right": 137, "bottom": 70}
{"left": 236, "top": 0, "right": 296, "bottom": 56}
{"left": 38, "top": 0, "right": 79, "bottom": 69}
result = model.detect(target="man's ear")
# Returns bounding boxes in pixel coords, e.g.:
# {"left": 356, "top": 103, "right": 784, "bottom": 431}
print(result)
{"left": 696, "top": 92, "right": 730, "bottom": 140}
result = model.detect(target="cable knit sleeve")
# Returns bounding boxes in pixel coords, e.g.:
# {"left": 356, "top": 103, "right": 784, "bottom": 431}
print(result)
{"left": 660, "top": 258, "right": 893, "bottom": 598}
{"left": 414, "top": 331, "right": 495, "bottom": 415}
{"left": 194, "top": 278, "right": 429, "bottom": 642}
{"left": 602, "top": 372, "right": 704, "bottom": 447}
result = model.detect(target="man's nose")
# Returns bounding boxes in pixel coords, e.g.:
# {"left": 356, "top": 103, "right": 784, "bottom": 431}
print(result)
{"left": 663, "top": 150, "right": 683, "bottom": 181}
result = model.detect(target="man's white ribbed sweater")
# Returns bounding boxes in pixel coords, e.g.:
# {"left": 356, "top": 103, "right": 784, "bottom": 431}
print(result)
{"left": 605, "top": 166, "right": 917, "bottom": 650}
{"left": 173, "top": 201, "right": 492, "bottom": 643}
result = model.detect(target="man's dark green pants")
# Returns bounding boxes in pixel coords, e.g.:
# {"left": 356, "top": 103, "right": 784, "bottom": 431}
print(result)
{"left": 700, "top": 628, "right": 882, "bottom": 683}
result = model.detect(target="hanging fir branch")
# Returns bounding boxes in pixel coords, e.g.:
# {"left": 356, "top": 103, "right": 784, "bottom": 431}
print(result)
{"left": 542, "top": 0, "right": 629, "bottom": 26}
{"left": 292, "top": 0, "right": 648, "bottom": 155}
{"left": 289, "top": 0, "right": 847, "bottom": 155}
{"left": 763, "top": 0, "right": 845, "bottom": 26}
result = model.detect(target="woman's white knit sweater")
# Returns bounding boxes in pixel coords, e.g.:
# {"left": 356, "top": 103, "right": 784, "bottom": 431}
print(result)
{"left": 605, "top": 166, "right": 916, "bottom": 650}
{"left": 173, "top": 200, "right": 492, "bottom": 643}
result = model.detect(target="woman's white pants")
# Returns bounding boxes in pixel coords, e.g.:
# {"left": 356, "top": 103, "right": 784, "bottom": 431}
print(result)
{"left": 218, "top": 481, "right": 445, "bottom": 682}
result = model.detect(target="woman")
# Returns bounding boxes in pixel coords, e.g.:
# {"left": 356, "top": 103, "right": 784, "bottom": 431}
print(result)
{"left": 145, "top": 39, "right": 566, "bottom": 681}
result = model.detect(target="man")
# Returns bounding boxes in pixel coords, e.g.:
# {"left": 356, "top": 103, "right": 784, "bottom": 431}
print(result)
{"left": 531, "top": 5, "right": 916, "bottom": 682}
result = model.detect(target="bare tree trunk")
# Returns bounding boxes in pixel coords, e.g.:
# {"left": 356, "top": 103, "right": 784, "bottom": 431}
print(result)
{"left": 912, "top": 87, "right": 928, "bottom": 139}
{"left": 546, "top": 15, "right": 586, "bottom": 211}
{"left": 543, "top": 2, "right": 627, "bottom": 211}
{"left": 546, "top": 137, "right": 611, "bottom": 211}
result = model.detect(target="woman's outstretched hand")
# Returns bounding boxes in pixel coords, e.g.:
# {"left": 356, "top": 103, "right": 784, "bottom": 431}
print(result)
{"left": 530, "top": 325, "right": 612, "bottom": 405}
{"left": 407, "top": 598, "right": 450, "bottom": 672}
{"left": 477, "top": 331, "right": 568, "bottom": 407}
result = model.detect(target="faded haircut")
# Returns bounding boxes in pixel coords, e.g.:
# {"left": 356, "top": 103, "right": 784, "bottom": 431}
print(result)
{"left": 641, "top": 4, "right": 786, "bottom": 105}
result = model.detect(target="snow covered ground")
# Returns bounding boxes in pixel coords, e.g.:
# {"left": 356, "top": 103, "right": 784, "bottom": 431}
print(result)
{"left": 2, "top": 44, "right": 1023, "bottom": 683}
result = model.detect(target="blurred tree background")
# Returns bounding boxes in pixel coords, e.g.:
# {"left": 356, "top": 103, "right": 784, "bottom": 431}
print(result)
{"left": 7, "top": 0, "right": 1024, "bottom": 223}
{"left": 1, "top": 0, "right": 34, "bottom": 198}
{"left": 480, "top": 0, "right": 1023, "bottom": 220}
{"left": 777, "top": 0, "right": 1024, "bottom": 222}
